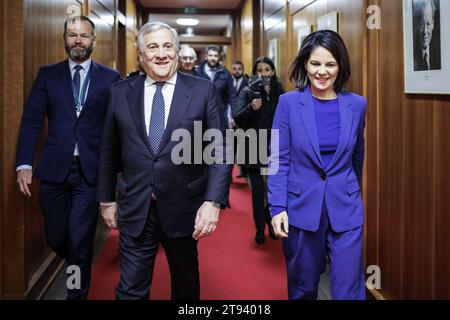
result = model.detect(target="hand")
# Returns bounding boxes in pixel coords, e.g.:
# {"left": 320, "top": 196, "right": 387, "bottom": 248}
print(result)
{"left": 100, "top": 203, "right": 118, "bottom": 229}
{"left": 192, "top": 201, "right": 220, "bottom": 240}
{"left": 251, "top": 98, "right": 262, "bottom": 111}
{"left": 230, "top": 118, "right": 236, "bottom": 128}
{"left": 17, "top": 169, "right": 32, "bottom": 197}
{"left": 271, "top": 211, "right": 289, "bottom": 238}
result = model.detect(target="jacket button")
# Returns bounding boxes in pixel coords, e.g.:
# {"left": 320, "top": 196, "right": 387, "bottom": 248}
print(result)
{"left": 153, "top": 157, "right": 158, "bottom": 163}
{"left": 320, "top": 171, "right": 327, "bottom": 180}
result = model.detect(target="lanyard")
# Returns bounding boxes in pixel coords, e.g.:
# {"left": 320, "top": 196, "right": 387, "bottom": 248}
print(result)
{"left": 71, "top": 66, "right": 92, "bottom": 113}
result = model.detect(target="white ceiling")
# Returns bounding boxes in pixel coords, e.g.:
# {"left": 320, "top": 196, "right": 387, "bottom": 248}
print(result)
{"left": 139, "top": 0, "right": 242, "bottom": 10}
{"left": 148, "top": 13, "right": 232, "bottom": 36}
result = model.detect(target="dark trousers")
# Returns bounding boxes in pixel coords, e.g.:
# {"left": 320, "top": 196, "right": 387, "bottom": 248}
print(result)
{"left": 116, "top": 201, "right": 200, "bottom": 300}
{"left": 283, "top": 202, "right": 365, "bottom": 300}
{"left": 39, "top": 161, "right": 98, "bottom": 300}
{"left": 248, "top": 169, "right": 271, "bottom": 231}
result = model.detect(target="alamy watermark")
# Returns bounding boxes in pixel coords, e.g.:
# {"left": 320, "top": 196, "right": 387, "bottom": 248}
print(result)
{"left": 170, "top": 121, "right": 279, "bottom": 175}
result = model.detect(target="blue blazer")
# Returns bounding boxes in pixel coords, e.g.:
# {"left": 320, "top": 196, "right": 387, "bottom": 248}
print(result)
{"left": 16, "top": 60, "right": 120, "bottom": 185}
{"left": 268, "top": 86, "right": 367, "bottom": 233}
{"left": 96, "top": 72, "right": 232, "bottom": 238}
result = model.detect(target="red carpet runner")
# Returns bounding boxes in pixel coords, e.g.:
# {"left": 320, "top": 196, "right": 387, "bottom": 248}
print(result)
{"left": 88, "top": 168, "right": 288, "bottom": 299}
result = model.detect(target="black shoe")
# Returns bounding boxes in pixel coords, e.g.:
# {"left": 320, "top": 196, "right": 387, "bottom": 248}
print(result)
{"left": 268, "top": 225, "right": 278, "bottom": 240}
{"left": 255, "top": 230, "right": 265, "bottom": 245}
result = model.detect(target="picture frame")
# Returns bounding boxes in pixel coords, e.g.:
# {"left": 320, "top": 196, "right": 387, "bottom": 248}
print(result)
{"left": 317, "top": 11, "right": 339, "bottom": 33}
{"left": 297, "top": 25, "right": 312, "bottom": 51}
{"left": 403, "top": 0, "right": 450, "bottom": 94}
{"left": 268, "top": 38, "right": 280, "bottom": 73}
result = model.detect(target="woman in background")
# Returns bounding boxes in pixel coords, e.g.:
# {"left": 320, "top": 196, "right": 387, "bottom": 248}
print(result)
{"left": 234, "top": 56, "right": 284, "bottom": 245}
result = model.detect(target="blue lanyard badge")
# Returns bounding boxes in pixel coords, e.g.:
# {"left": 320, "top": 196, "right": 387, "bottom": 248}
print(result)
{"left": 71, "top": 67, "right": 92, "bottom": 113}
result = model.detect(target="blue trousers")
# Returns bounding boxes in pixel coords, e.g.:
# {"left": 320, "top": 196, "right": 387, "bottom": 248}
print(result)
{"left": 39, "top": 161, "right": 98, "bottom": 300}
{"left": 283, "top": 203, "right": 365, "bottom": 300}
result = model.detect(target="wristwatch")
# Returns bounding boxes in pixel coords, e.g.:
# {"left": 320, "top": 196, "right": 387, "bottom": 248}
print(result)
{"left": 209, "top": 201, "right": 221, "bottom": 208}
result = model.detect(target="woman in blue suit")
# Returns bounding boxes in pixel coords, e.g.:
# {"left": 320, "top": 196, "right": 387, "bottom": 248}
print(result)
{"left": 268, "top": 30, "right": 367, "bottom": 300}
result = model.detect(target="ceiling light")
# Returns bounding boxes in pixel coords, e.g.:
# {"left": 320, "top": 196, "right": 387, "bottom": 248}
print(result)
{"left": 176, "top": 18, "right": 199, "bottom": 26}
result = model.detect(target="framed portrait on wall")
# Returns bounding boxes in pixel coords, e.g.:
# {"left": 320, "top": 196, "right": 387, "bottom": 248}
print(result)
{"left": 268, "top": 38, "right": 280, "bottom": 72}
{"left": 403, "top": 0, "right": 450, "bottom": 94}
{"left": 297, "top": 25, "right": 312, "bottom": 51}
{"left": 317, "top": 11, "right": 339, "bottom": 32}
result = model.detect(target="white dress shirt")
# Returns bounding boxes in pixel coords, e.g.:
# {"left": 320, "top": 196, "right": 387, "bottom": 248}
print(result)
{"left": 204, "top": 63, "right": 217, "bottom": 80}
{"left": 144, "top": 72, "right": 177, "bottom": 134}
{"left": 69, "top": 58, "right": 92, "bottom": 156}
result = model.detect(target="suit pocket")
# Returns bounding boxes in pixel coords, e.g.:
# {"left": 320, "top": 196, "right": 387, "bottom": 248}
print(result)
{"left": 287, "top": 180, "right": 301, "bottom": 196}
{"left": 347, "top": 180, "right": 360, "bottom": 194}
{"left": 187, "top": 174, "right": 208, "bottom": 196}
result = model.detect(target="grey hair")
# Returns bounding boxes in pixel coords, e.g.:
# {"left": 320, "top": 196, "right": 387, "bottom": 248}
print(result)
{"left": 137, "top": 21, "right": 180, "bottom": 52}
{"left": 415, "top": 0, "right": 437, "bottom": 19}
{"left": 178, "top": 46, "right": 197, "bottom": 60}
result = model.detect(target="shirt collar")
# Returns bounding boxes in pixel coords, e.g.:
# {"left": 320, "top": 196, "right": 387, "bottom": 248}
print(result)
{"left": 68, "top": 58, "right": 92, "bottom": 72}
{"left": 145, "top": 72, "right": 177, "bottom": 87}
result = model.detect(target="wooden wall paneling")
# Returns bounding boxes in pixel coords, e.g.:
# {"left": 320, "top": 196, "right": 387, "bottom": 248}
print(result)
{"left": 96, "top": 0, "right": 115, "bottom": 14}
{"left": 263, "top": 0, "right": 286, "bottom": 19}
{"left": 264, "top": 9, "right": 288, "bottom": 89}
{"left": 434, "top": 101, "right": 450, "bottom": 299}
{"left": 0, "top": 0, "right": 26, "bottom": 299}
{"left": 0, "top": 0, "right": 4, "bottom": 298}
{"left": 363, "top": 0, "right": 381, "bottom": 300}
{"left": 376, "top": 0, "right": 405, "bottom": 299}
{"left": 90, "top": 0, "right": 116, "bottom": 68}
{"left": 232, "top": 11, "right": 242, "bottom": 67}
{"left": 240, "top": 0, "right": 253, "bottom": 75}
{"left": 252, "top": 0, "right": 262, "bottom": 62}
{"left": 126, "top": 29, "right": 138, "bottom": 74}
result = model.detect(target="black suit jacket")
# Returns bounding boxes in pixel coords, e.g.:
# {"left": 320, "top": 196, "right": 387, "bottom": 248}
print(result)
{"left": 97, "top": 72, "right": 232, "bottom": 238}
{"left": 413, "top": 37, "right": 441, "bottom": 71}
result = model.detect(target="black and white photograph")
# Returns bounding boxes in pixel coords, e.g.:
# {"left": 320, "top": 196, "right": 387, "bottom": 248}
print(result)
{"left": 404, "top": 0, "right": 450, "bottom": 94}
{"left": 413, "top": 0, "right": 441, "bottom": 71}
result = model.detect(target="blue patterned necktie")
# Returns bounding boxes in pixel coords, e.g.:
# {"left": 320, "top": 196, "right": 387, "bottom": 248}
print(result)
{"left": 148, "top": 81, "right": 166, "bottom": 154}
{"left": 73, "top": 65, "right": 83, "bottom": 95}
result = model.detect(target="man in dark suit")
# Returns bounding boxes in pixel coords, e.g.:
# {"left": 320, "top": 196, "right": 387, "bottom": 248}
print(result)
{"left": 231, "top": 60, "right": 249, "bottom": 97}
{"left": 230, "top": 61, "right": 249, "bottom": 178}
{"left": 97, "top": 21, "right": 232, "bottom": 300}
{"left": 16, "top": 16, "right": 120, "bottom": 299}
{"left": 413, "top": 0, "right": 441, "bottom": 71}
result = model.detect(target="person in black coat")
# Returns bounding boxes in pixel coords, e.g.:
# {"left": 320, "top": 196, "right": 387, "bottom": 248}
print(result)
{"left": 193, "top": 45, "right": 237, "bottom": 127}
{"left": 233, "top": 56, "right": 284, "bottom": 244}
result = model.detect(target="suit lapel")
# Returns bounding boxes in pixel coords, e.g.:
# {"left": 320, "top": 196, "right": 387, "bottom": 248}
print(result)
{"left": 83, "top": 60, "right": 99, "bottom": 107}
{"left": 297, "top": 87, "right": 323, "bottom": 167}
{"left": 326, "top": 92, "right": 354, "bottom": 171}
{"left": 60, "top": 60, "right": 77, "bottom": 118}
{"left": 126, "top": 75, "right": 153, "bottom": 155}
{"left": 156, "top": 72, "right": 193, "bottom": 156}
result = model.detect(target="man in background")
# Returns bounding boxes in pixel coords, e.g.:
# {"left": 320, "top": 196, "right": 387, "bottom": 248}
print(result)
{"left": 178, "top": 45, "right": 197, "bottom": 74}
{"left": 193, "top": 45, "right": 237, "bottom": 128}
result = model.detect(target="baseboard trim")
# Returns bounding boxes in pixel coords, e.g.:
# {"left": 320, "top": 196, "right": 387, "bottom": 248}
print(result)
{"left": 25, "top": 252, "right": 64, "bottom": 300}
